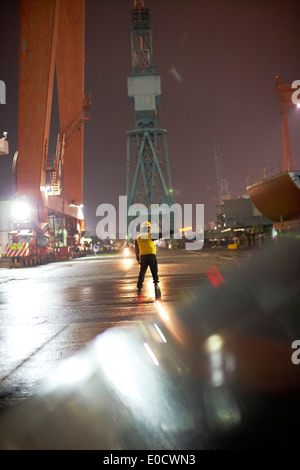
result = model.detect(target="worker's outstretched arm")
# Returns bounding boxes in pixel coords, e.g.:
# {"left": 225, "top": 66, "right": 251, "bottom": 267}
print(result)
{"left": 151, "top": 230, "right": 174, "bottom": 241}
{"left": 151, "top": 231, "right": 162, "bottom": 241}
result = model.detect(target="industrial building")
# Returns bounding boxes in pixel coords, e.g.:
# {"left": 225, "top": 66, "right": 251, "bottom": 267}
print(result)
{"left": 218, "top": 195, "right": 272, "bottom": 228}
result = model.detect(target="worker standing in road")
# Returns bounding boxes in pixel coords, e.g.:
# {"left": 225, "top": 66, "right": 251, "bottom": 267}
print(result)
{"left": 135, "top": 221, "right": 161, "bottom": 299}
{"left": 93, "top": 243, "right": 99, "bottom": 256}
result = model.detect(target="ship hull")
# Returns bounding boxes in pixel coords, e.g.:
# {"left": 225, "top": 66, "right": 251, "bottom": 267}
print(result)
{"left": 247, "top": 171, "right": 300, "bottom": 223}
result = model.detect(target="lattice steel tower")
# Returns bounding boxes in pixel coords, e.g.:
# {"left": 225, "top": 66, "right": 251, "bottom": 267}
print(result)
{"left": 213, "top": 135, "right": 231, "bottom": 205}
{"left": 126, "top": 0, "right": 174, "bottom": 218}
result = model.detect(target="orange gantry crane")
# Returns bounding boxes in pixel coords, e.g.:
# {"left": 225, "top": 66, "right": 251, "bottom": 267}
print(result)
{"left": 275, "top": 76, "right": 295, "bottom": 172}
{"left": 7, "top": 0, "right": 90, "bottom": 266}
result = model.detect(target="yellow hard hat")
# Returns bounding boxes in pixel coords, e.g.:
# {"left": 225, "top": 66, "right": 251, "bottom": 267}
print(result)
{"left": 142, "top": 221, "right": 151, "bottom": 228}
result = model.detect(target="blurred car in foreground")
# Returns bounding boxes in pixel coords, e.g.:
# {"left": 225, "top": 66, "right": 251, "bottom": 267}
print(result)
{"left": 0, "top": 235, "right": 299, "bottom": 449}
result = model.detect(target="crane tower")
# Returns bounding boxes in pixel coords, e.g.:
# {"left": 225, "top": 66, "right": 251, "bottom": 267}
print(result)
{"left": 213, "top": 135, "right": 231, "bottom": 205}
{"left": 126, "top": 0, "right": 174, "bottom": 226}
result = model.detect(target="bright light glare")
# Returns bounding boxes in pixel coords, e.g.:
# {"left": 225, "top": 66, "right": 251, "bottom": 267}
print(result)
{"left": 272, "top": 227, "right": 278, "bottom": 240}
{"left": 95, "top": 333, "right": 139, "bottom": 400}
{"left": 144, "top": 342, "right": 159, "bottom": 366}
{"left": 205, "top": 334, "right": 223, "bottom": 353}
{"left": 155, "top": 300, "right": 169, "bottom": 321}
{"left": 93, "top": 332, "right": 161, "bottom": 424}
{"left": 11, "top": 200, "right": 31, "bottom": 221}
{"left": 123, "top": 253, "right": 134, "bottom": 268}
{"left": 297, "top": 103, "right": 300, "bottom": 108}
{"left": 205, "top": 335, "right": 225, "bottom": 387}
{"left": 55, "top": 356, "right": 93, "bottom": 386}
{"left": 154, "top": 323, "right": 167, "bottom": 343}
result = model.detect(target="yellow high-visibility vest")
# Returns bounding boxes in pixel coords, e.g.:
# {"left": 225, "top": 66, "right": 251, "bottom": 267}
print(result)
{"left": 136, "top": 232, "right": 156, "bottom": 255}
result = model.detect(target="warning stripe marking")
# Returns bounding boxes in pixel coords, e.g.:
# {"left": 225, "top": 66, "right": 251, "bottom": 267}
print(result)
{"left": 5, "top": 242, "right": 30, "bottom": 258}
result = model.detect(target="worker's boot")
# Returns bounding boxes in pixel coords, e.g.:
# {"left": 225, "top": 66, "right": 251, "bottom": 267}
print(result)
{"left": 154, "top": 283, "right": 161, "bottom": 299}
{"left": 137, "top": 287, "right": 142, "bottom": 296}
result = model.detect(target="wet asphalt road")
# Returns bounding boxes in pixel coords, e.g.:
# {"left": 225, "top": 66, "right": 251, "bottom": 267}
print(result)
{"left": 0, "top": 247, "right": 251, "bottom": 410}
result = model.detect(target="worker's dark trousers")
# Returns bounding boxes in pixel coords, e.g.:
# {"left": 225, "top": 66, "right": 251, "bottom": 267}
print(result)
{"left": 137, "top": 254, "right": 159, "bottom": 289}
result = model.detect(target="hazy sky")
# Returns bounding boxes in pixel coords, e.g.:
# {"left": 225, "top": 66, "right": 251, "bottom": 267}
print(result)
{"left": 0, "top": 0, "right": 299, "bottom": 234}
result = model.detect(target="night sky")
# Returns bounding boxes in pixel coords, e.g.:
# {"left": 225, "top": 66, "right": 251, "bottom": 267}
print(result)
{"left": 0, "top": 0, "right": 299, "bottom": 234}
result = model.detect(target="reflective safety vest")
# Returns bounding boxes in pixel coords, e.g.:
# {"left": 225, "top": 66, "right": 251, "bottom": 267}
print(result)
{"left": 136, "top": 231, "right": 156, "bottom": 255}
